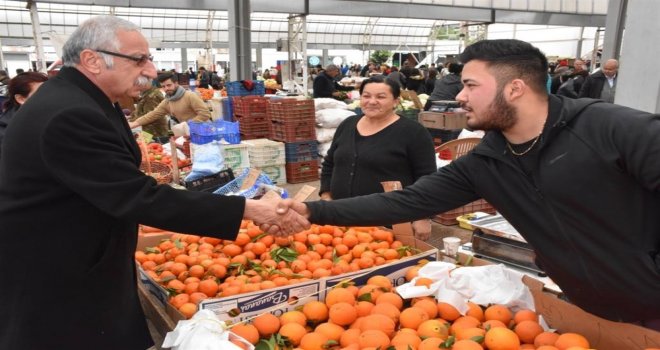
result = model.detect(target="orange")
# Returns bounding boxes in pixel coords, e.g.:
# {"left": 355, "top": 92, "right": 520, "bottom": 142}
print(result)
{"left": 400, "top": 306, "right": 430, "bottom": 330}
{"left": 328, "top": 302, "right": 357, "bottom": 326}
{"left": 280, "top": 310, "right": 307, "bottom": 327}
{"left": 358, "top": 330, "right": 390, "bottom": 349}
{"left": 370, "top": 302, "right": 401, "bottom": 323}
{"left": 537, "top": 347, "right": 560, "bottom": 350}
{"left": 222, "top": 243, "right": 242, "bottom": 257}
{"left": 188, "top": 264, "right": 205, "bottom": 278}
{"left": 299, "top": 332, "right": 329, "bottom": 350}
{"left": 418, "top": 337, "right": 444, "bottom": 350}
{"left": 513, "top": 309, "right": 539, "bottom": 324}
{"left": 484, "top": 327, "right": 520, "bottom": 350}
{"left": 414, "top": 277, "right": 434, "bottom": 288}
{"left": 534, "top": 332, "right": 560, "bottom": 348}
{"left": 252, "top": 313, "right": 280, "bottom": 338}
{"left": 454, "top": 327, "right": 486, "bottom": 341}
{"left": 405, "top": 265, "right": 421, "bottom": 281}
{"left": 417, "top": 319, "right": 449, "bottom": 340}
{"left": 482, "top": 319, "right": 508, "bottom": 329}
{"left": 169, "top": 293, "right": 190, "bottom": 309}
{"left": 302, "top": 301, "right": 329, "bottom": 324}
{"left": 198, "top": 279, "right": 219, "bottom": 297}
{"left": 452, "top": 339, "right": 484, "bottom": 350}
{"left": 366, "top": 275, "right": 393, "bottom": 291}
{"left": 484, "top": 304, "right": 513, "bottom": 325}
{"left": 450, "top": 316, "right": 482, "bottom": 335}
{"left": 355, "top": 300, "right": 375, "bottom": 317}
{"left": 520, "top": 344, "right": 536, "bottom": 350}
{"left": 325, "top": 287, "right": 356, "bottom": 307}
{"left": 376, "top": 292, "right": 404, "bottom": 310}
{"left": 391, "top": 331, "right": 422, "bottom": 349}
{"left": 178, "top": 302, "right": 197, "bottom": 319}
{"left": 339, "top": 328, "right": 361, "bottom": 348}
{"left": 437, "top": 302, "right": 461, "bottom": 321}
{"left": 357, "top": 284, "right": 384, "bottom": 303}
{"left": 231, "top": 324, "right": 259, "bottom": 345}
{"left": 314, "top": 322, "right": 344, "bottom": 342}
{"left": 412, "top": 298, "right": 438, "bottom": 319}
{"left": 514, "top": 320, "right": 544, "bottom": 344}
{"left": 360, "top": 314, "right": 396, "bottom": 337}
{"left": 279, "top": 322, "right": 307, "bottom": 346}
{"left": 553, "top": 333, "right": 590, "bottom": 350}
{"left": 189, "top": 292, "right": 208, "bottom": 305}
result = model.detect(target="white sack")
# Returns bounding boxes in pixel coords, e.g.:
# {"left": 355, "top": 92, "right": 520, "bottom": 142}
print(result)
{"left": 314, "top": 98, "right": 349, "bottom": 110}
{"left": 316, "top": 108, "right": 354, "bottom": 128}
{"left": 316, "top": 127, "right": 337, "bottom": 144}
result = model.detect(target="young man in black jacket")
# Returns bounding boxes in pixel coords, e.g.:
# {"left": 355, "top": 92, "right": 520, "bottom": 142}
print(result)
{"left": 279, "top": 39, "right": 660, "bottom": 329}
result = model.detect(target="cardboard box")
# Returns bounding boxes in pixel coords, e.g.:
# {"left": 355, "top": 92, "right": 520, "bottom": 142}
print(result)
{"left": 136, "top": 231, "right": 438, "bottom": 325}
{"left": 452, "top": 253, "right": 660, "bottom": 350}
{"left": 419, "top": 111, "right": 467, "bottom": 130}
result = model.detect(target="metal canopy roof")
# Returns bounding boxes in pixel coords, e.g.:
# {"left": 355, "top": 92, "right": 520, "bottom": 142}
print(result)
{"left": 0, "top": 0, "right": 608, "bottom": 50}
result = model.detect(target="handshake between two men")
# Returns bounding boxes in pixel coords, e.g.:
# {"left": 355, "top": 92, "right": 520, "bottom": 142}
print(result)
{"left": 244, "top": 198, "right": 310, "bottom": 237}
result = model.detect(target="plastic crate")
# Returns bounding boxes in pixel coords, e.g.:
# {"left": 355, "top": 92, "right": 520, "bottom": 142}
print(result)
{"left": 285, "top": 140, "right": 319, "bottom": 163}
{"left": 285, "top": 160, "right": 319, "bottom": 183}
{"left": 432, "top": 199, "right": 497, "bottom": 225}
{"left": 188, "top": 120, "right": 240, "bottom": 145}
{"left": 226, "top": 80, "right": 265, "bottom": 97}
{"left": 232, "top": 96, "right": 269, "bottom": 117}
{"left": 427, "top": 128, "right": 462, "bottom": 146}
{"left": 267, "top": 98, "right": 315, "bottom": 123}
{"left": 243, "top": 138, "right": 286, "bottom": 167}
{"left": 221, "top": 98, "right": 234, "bottom": 121}
{"left": 397, "top": 108, "right": 420, "bottom": 122}
{"left": 213, "top": 168, "right": 274, "bottom": 197}
{"left": 269, "top": 120, "right": 316, "bottom": 143}
{"left": 221, "top": 143, "right": 250, "bottom": 170}
{"left": 258, "top": 164, "right": 287, "bottom": 185}
{"left": 184, "top": 168, "right": 234, "bottom": 193}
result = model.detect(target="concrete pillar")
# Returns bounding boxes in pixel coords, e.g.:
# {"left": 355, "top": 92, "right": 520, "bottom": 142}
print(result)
{"left": 322, "top": 49, "right": 328, "bottom": 67}
{"left": 615, "top": 0, "right": 660, "bottom": 113}
{"left": 255, "top": 43, "right": 263, "bottom": 70}
{"left": 601, "top": 0, "right": 627, "bottom": 62}
{"left": 228, "top": 0, "right": 252, "bottom": 81}
{"left": 181, "top": 48, "right": 188, "bottom": 73}
{"left": 27, "top": 1, "right": 47, "bottom": 73}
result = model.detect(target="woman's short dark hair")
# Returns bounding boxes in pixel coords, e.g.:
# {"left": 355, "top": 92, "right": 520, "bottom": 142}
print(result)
{"left": 359, "top": 75, "right": 401, "bottom": 99}
{"left": 459, "top": 39, "right": 548, "bottom": 94}
{"left": 3, "top": 72, "right": 48, "bottom": 111}
{"left": 449, "top": 63, "right": 463, "bottom": 74}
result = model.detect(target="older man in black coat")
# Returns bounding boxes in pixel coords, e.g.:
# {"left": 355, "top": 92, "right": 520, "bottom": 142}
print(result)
{"left": 0, "top": 16, "right": 307, "bottom": 350}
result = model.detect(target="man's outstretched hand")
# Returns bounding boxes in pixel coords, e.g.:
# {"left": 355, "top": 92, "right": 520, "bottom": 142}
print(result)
{"left": 243, "top": 198, "right": 310, "bottom": 237}
{"left": 258, "top": 199, "right": 311, "bottom": 235}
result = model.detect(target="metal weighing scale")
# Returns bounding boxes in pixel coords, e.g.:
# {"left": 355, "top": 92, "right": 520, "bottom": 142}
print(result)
{"left": 468, "top": 215, "right": 547, "bottom": 276}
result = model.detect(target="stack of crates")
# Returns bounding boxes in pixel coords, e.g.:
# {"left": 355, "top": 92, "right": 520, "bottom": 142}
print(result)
{"left": 224, "top": 80, "right": 265, "bottom": 121}
{"left": 221, "top": 142, "right": 250, "bottom": 175}
{"left": 242, "top": 138, "right": 287, "bottom": 185}
{"left": 267, "top": 98, "right": 319, "bottom": 183}
{"left": 233, "top": 96, "right": 270, "bottom": 140}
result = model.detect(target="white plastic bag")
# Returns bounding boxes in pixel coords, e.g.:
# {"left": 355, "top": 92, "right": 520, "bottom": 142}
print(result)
{"left": 315, "top": 127, "right": 337, "bottom": 143}
{"left": 162, "top": 310, "right": 254, "bottom": 350}
{"left": 318, "top": 141, "right": 332, "bottom": 158}
{"left": 185, "top": 141, "right": 224, "bottom": 182}
{"left": 316, "top": 109, "right": 354, "bottom": 128}
{"left": 314, "top": 98, "right": 349, "bottom": 110}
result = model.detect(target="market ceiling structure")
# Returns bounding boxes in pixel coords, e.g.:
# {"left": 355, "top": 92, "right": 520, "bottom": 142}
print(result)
{"left": 0, "top": 0, "right": 609, "bottom": 51}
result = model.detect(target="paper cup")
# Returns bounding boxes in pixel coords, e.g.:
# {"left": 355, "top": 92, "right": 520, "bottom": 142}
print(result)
{"left": 442, "top": 236, "right": 461, "bottom": 257}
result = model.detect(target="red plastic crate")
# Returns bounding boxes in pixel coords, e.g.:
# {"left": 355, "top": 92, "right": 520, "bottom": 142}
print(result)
{"left": 432, "top": 199, "right": 497, "bottom": 225}
{"left": 269, "top": 120, "right": 316, "bottom": 142}
{"left": 232, "top": 96, "right": 269, "bottom": 118}
{"left": 285, "top": 160, "right": 319, "bottom": 183}
{"left": 267, "top": 99, "right": 315, "bottom": 123}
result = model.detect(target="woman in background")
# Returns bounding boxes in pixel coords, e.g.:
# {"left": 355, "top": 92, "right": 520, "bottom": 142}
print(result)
{"left": 320, "top": 75, "right": 437, "bottom": 240}
{"left": 0, "top": 72, "right": 48, "bottom": 154}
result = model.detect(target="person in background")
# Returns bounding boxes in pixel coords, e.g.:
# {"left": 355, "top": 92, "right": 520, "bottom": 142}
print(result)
{"left": 385, "top": 66, "right": 406, "bottom": 88}
{"left": 571, "top": 59, "right": 587, "bottom": 94}
{"left": 128, "top": 80, "right": 167, "bottom": 141}
{"left": 187, "top": 66, "right": 195, "bottom": 79}
{"left": 424, "top": 62, "right": 463, "bottom": 110}
{"left": 0, "top": 70, "right": 10, "bottom": 107}
{"left": 319, "top": 75, "right": 436, "bottom": 240}
{"left": 424, "top": 68, "right": 438, "bottom": 95}
{"left": 341, "top": 64, "right": 350, "bottom": 77}
{"left": 15, "top": 68, "right": 24, "bottom": 75}
{"left": 197, "top": 66, "right": 210, "bottom": 89}
{"left": 312, "top": 64, "right": 354, "bottom": 99}
{"left": 579, "top": 58, "right": 619, "bottom": 103}
{"left": 129, "top": 72, "right": 210, "bottom": 129}
{"left": 360, "top": 61, "right": 374, "bottom": 77}
{"left": 0, "top": 72, "right": 48, "bottom": 154}
{"left": 279, "top": 39, "right": 660, "bottom": 330}
{"left": 0, "top": 16, "right": 309, "bottom": 349}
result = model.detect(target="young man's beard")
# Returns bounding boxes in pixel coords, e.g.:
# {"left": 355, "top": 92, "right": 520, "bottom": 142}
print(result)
{"left": 467, "top": 86, "right": 518, "bottom": 132}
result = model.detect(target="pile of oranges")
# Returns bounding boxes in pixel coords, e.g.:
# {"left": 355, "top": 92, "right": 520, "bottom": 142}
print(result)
{"left": 228, "top": 272, "right": 594, "bottom": 350}
{"left": 136, "top": 140, "right": 191, "bottom": 169}
{"left": 196, "top": 87, "right": 215, "bottom": 101}
{"left": 135, "top": 221, "right": 418, "bottom": 319}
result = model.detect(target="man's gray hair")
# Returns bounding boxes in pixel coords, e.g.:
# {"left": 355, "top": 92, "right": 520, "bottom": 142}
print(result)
{"left": 62, "top": 16, "right": 140, "bottom": 69}
{"left": 325, "top": 64, "right": 340, "bottom": 72}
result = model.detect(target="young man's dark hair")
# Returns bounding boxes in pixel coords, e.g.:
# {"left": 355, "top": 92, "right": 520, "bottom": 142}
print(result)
{"left": 157, "top": 72, "right": 176, "bottom": 84}
{"left": 459, "top": 39, "right": 548, "bottom": 94}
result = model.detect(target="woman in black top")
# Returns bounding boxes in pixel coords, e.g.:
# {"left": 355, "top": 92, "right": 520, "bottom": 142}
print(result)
{"left": 319, "top": 75, "right": 437, "bottom": 239}
{"left": 0, "top": 72, "right": 48, "bottom": 155}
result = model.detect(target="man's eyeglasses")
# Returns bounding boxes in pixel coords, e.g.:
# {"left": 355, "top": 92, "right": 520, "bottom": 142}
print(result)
{"left": 96, "top": 49, "right": 153, "bottom": 66}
